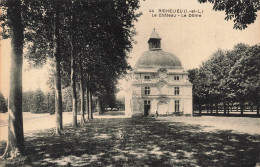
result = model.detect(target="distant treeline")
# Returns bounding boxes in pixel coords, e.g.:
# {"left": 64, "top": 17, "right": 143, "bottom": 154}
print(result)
{"left": 23, "top": 88, "right": 93, "bottom": 114}
{"left": 0, "top": 88, "right": 125, "bottom": 114}
{"left": 23, "top": 89, "right": 55, "bottom": 113}
{"left": 188, "top": 43, "right": 260, "bottom": 116}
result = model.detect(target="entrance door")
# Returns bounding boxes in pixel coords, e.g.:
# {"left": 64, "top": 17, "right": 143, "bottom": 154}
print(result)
{"left": 175, "top": 100, "right": 180, "bottom": 112}
{"left": 144, "top": 100, "right": 151, "bottom": 116}
{"left": 157, "top": 101, "right": 168, "bottom": 114}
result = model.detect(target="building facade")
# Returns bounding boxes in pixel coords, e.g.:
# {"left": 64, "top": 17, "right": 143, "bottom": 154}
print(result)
{"left": 125, "top": 29, "right": 193, "bottom": 116}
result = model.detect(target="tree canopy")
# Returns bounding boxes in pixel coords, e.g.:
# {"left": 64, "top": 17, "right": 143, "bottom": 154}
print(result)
{"left": 198, "top": 0, "right": 260, "bottom": 30}
{"left": 188, "top": 43, "right": 260, "bottom": 113}
{"left": 0, "top": 0, "right": 141, "bottom": 156}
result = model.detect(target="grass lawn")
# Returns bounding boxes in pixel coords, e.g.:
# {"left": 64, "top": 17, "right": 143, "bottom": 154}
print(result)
{"left": 0, "top": 115, "right": 259, "bottom": 166}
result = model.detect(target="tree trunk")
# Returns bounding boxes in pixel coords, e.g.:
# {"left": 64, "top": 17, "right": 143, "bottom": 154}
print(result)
{"left": 53, "top": 1, "right": 63, "bottom": 135}
{"left": 97, "top": 97, "right": 102, "bottom": 115}
{"left": 70, "top": 52, "right": 77, "bottom": 127}
{"left": 229, "top": 102, "right": 233, "bottom": 115}
{"left": 206, "top": 104, "right": 209, "bottom": 113}
{"left": 224, "top": 102, "right": 226, "bottom": 115}
{"left": 240, "top": 102, "right": 244, "bottom": 115}
{"left": 257, "top": 104, "right": 259, "bottom": 117}
{"left": 70, "top": 30, "right": 77, "bottom": 128}
{"left": 86, "top": 73, "right": 90, "bottom": 120}
{"left": 4, "top": 0, "right": 24, "bottom": 157}
{"left": 210, "top": 103, "right": 213, "bottom": 114}
{"left": 80, "top": 82, "right": 85, "bottom": 124}
{"left": 227, "top": 102, "right": 229, "bottom": 115}
{"left": 199, "top": 104, "right": 202, "bottom": 115}
{"left": 90, "top": 92, "right": 93, "bottom": 119}
{"left": 79, "top": 55, "right": 85, "bottom": 125}
{"left": 86, "top": 88, "right": 90, "bottom": 120}
{"left": 216, "top": 103, "right": 218, "bottom": 115}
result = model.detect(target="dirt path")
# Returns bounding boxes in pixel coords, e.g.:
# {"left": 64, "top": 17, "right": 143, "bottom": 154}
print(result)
{"left": 0, "top": 111, "right": 130, "bottom": 141}
{"left": 157, "top": 116, "right": 260, "bottom": 135}
{"left": 0, "top": 115, "right": 259, "bottom": 166}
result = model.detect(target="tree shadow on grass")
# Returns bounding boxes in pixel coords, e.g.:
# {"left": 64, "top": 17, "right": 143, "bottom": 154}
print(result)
{"left": 0, "top": 117, "right": 259, "bottom": 166}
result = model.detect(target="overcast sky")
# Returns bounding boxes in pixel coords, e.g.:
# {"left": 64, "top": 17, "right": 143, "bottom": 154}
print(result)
{"left": 1, "top": 0, "right": 260, "bottom": 98}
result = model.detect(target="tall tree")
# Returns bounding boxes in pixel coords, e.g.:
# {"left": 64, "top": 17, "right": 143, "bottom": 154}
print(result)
{"left": 79, "top": 54, "right": 86, "bottom": 124}
{"left": 81, "top": 0, "right": 140, "bottom": 112}
{"left": 70, "top": 1, "right": 77, "bottom": 127}
{"left": 1, "top": 0, "right": 25, "bottom": 157}
{"left": 53, "top": 0, "right": 63, "bottom": 134}
{"left": 228, "top": 44, "right": 260, "bottom": 115}
{"left": 20, "top": 0, "right": 67, "bottom": 134}
{"left": 203, "top": 49, "right": 227, "bottom": 113}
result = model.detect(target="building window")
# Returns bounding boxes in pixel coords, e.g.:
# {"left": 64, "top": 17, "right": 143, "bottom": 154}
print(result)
{"left": 144, "top": 76, "right": 150, "bottom": 80}
{"left": 144, "top": 100, "right": 151, "bottom": 105}
{"left": 175, "top": 100, "right": 180, "bottom": 112}
{"left": 174, "top": 76, "right": 180, "bottom": 81}
{"left": 174, "top": 87, "right": 179, "bottom": 95}
{"left": 145, "top": 87, "right": 150, "bottom": 95}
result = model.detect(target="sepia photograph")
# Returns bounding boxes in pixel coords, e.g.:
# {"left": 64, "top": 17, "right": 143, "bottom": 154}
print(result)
{"left": 0, "top": 0, "right": 260, "bottom": 166}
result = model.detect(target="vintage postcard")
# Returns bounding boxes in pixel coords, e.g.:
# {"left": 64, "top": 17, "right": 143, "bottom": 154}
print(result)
{"left": 0, "top": 0, "right": 259, "bottom": 166}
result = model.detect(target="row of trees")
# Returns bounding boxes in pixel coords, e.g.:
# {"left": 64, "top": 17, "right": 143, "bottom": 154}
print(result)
{"left": 1, "top": 89, "right": 123, "bottom": 114}
{"left": 0, "top": 0, "right": 140, "bottom": 157}
{"left": 1, "top": 0, "right": 258, "bottom": 159}
{"left": 23, "top": 88, "right": 97, "bottom": 114}
{"left": 188, "top": 43, "right": 260, "bottom": 116}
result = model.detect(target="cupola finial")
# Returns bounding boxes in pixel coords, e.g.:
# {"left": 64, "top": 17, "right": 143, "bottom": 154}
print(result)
{"left": 148, "top": 29, "right": 161, "bottom": 50}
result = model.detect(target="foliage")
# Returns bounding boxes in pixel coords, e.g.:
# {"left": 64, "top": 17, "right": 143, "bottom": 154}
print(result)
{"left": 62, "top": 87, "right": 72, "bottom": 113}
{"left": 188, "top": 68, "right": 205, "bottom": 105}
{"left": 188, "top": 43, "right": 260, "bottom": 109}
{"left": 198, "top": 0, "right": 260, "bottom": 30}
{"left": 23, "top": 91, "right": 33, "bottom": 113}
{"left": 37, "top": 0, "right": 141, "bottom": 112}
{"left": 228, "top": 44, "right": 260, "bottom": 104}
{"left": 1, "top": 0, "right": 141, "bottom": 131}
{"left": 32, "top": 89, "right": 46, "bottom": 113}
{"left": 23, "top": 90, "right": 55, "bottom": 113}
{"left": 0, "top": 92, "right": 7, "bottom": 113}
{"left": 115, "top": 97, "right": 125, "bottom": 110}
{"left": 61, "top": 86, "right": 85, "bottom": 113}
{"left": 46, "top": 91, "right": 55, "bottom": 114}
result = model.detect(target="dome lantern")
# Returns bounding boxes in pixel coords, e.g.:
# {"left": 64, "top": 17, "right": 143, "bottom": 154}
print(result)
{"left": 148, "top": 28, "right": 161, "bottom": 50}
{"left": 135, "top": 29, "right": 183, "bottom": 69}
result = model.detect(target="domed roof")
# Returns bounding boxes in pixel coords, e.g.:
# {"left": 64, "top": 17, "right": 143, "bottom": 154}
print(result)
{"left": 134, "top": 49, "right": 183, "bottom": 69}
{"left": 134, "top": 29, "right": 183, "bottom": 69}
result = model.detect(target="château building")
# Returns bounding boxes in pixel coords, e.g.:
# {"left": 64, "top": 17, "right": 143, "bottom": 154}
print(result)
{"left": 125, "top": 29, "right": 193, "bottom": 116}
